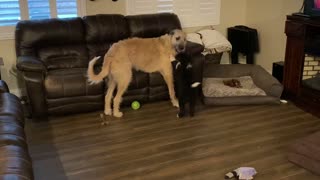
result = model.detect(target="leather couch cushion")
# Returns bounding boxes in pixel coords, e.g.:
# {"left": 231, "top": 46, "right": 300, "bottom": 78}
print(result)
{"left": 38, "top": 45, "right": 88, "bottom": 70}
{"left": 0, "top": 122, "right": 25, "bottom": 139}
{"left": 0, "top": 145, "right": 33, "bottom": 180}
{"left": 149, "top": 86, "right": 169, "bottom": 102}
{"left": 15, "top": 17, "right": 85, "bottom": 57}
{"left": 47, "top": 95, "right": 104, "bottom": 115}
{"left": 122, "top": 88, "right": 149, "bottom": 106}
{"left": 0, "top": 94, "right": 24, "bottom": 122}
{"left": 149, "top": 73, "right": 169, "bottom": 102}
{"left": 45, "top": 68, "right": 104, "bottom": 99}
{"left": 129, "top": 70, "right": 149, "bottom": 90}
{"left": 83, "top": 14, "right": 130, "bottom": 59}
{"left": 0, "top": 80, "right": 9, "bottom": 93}
{"left": 85, "top": 43, "right": 113, "bottom": 64}
{"left": 0, "top": 115, "right": 24, "bottom": 128}
{"left": 104, "top": 70, "right": 149, "bottom": 90}
{"left": 0, "top": 122, "right": 26, "bottom": 148}
{"left": 121, "top": 93, "right": 149, "bottom": 106}
{"left": 126, "top": 13, "right": 182, "bottom": 38}
{"left": 149, "top": 72, "right": 166, "bottom": 87}
{"left": 0, "top": 88, "right": 33, "bottom": 180}
{"left": 84, "top": 14, "right": 129, "bottom": 43}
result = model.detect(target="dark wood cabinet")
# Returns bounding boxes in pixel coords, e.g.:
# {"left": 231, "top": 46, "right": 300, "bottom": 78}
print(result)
{"left": 284, "top": 15, "right": 320, "bottom": 117}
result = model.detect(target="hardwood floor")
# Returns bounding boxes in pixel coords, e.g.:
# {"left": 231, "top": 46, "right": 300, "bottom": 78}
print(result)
{"left": 25, "top": 101, "right": 320, "bottom": 180}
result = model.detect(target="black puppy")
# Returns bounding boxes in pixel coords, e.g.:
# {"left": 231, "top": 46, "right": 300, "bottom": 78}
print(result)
{"left": 173, "top": 53, "right": 201, "bottom": 118}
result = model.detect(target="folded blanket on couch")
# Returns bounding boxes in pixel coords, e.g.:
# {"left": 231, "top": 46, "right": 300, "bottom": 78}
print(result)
{"left": 187, "top": 29, "right": 232, "bottom": 54}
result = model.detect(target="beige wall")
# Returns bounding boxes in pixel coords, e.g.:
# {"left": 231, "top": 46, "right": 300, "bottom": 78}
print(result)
{"left": 86, "top": 0, "right": 126, "bottom": 15}
{"left": 0, "top": 39, "right": 20, "bottom": 95}
{"left": 0, "top": 0, "right": 301, "bottom": 96}
{"left": 246, "top": 0, "right": 301, "bottom": 72}
{"left": 87, "top": 0, "right": 247, "bottom": 35}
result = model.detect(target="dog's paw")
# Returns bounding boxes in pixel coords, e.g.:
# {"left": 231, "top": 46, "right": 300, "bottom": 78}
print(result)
{"left": 172, "top": 99, "right": 179, "bottom": 108}
{"left": 104, "top": 109, "right": 112, "bottom": 116}
{"left": 177, "top": 112, "right": 184, "bottom": 118}
{"left": 113, "top": 111, "right": 123, "bottom": 118}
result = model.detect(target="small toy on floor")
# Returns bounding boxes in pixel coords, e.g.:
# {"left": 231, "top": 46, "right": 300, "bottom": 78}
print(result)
{"left": 99, "top": 113, "right": 109, "bottom": 126}
{"left": 225, "top": 167, "right": 257, "bottom": 180}
{"left": 131, "top": 100, "right": 141, "bottom": 110}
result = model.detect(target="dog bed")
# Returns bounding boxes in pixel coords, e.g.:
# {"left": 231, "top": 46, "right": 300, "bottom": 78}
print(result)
{"left": 202, "top": 64, "right": 283, "bottom": 106}
{"left": 202, "top": 76, "right": 266, "bottom": 97}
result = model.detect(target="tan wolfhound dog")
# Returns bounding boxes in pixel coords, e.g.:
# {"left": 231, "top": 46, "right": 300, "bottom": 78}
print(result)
{"left": 87, "top": 29, "right": 187, "bottom": 118}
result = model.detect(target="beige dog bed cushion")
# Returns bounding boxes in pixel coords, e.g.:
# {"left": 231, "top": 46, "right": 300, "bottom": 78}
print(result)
{"left": 203, "top": 76, "right": 267, "bottom": 97}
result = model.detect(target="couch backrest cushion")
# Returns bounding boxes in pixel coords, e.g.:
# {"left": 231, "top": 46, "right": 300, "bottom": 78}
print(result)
{"left": 126, "top": 13, "right": 181, "bottom": 38}
{"left": 38, "top": 45, "right": 88, "bottom": 70}
{"left": 15, "top": 17, "right": 88, "bottom": 70}
{"left": 83, "top": 14, "right": 129, "bottom": 59}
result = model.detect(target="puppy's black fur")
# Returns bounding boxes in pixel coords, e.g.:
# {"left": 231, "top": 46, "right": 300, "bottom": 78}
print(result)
{"left": 173, "top": 53, "right": 200, "bottom": 118}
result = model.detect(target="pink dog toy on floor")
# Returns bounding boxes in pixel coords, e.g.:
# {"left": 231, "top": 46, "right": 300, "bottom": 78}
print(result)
{"left": 225, "top": 167, "right": 257, "bottom": 180}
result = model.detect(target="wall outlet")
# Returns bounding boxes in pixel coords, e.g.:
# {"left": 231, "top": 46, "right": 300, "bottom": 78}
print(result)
{"left": 0, "top": 57, "right": 3, "bottom": 66}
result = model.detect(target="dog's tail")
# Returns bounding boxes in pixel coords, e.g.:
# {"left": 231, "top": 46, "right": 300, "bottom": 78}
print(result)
{"left": 87, "top": 56, "right": 111, "bottom": 84}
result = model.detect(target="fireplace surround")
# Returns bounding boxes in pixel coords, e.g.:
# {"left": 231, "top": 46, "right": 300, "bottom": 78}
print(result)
{"left": 283, "top": 15, "right": 320, "bottom": 117}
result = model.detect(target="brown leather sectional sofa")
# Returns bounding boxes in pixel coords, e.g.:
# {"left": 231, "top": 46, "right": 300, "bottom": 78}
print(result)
{"left": 0, "top": 80, "right": 33, "bottom": 179}
{"left": 15, "top": 13, "right": 204, "bottom": 121}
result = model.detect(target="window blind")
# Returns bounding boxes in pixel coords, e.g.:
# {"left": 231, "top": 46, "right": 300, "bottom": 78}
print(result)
{"left": 28, "top": 0, "right": 50, "bottom": 20}
{"left": 0, "top": 0, "right": 79, "bottom": 26}
{"left": 0, "top": 0, "right": 20, "bottom": 26}
{"left": 127, "top": 0, "right": 221, "bottom": 27}
{"left": 0, "top": 0, "right": 84, "bottom": 39}
{"left": 57, "top": 0, "right": 77, "bottom": 18}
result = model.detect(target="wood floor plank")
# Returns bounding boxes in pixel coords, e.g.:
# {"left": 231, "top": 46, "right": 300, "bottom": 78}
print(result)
{"left": 25, "top": 102, "right": 320, "bottom": 180}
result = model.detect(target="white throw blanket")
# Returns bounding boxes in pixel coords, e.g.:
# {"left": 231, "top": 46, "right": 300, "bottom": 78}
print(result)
{"left": 187, "top": 29, "right": 232, "bottom": 54}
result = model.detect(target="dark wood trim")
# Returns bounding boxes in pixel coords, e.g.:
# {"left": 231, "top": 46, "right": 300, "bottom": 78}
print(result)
{"left": 283, "top": 15, "right": 320, "bottom": 117}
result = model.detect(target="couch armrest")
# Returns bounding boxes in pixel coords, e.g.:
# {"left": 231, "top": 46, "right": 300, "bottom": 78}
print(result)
{"left": 16, "top": 56, "right": 47, "bottom": 73}
{"left": 0, "top": 80, "right": 9, "bottom": 93}
{"left": 186, "top": 41, "right": 204, "bottom": 56}
{"left": 22, "top": 71, "right": 48, "bottom": 120}
{"left": 251, "top": 65, "right": 283, "bottom": 98}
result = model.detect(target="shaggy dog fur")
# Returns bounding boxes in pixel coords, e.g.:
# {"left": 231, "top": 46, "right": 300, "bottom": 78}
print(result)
{"left": 87, "top": 29, "right": 187, "bottom": 118}
{"left": 173, "top": 53, "right": 201, "bottom": 118}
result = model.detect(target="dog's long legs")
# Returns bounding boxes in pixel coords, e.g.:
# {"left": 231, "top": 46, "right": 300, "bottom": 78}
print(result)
{"left": 112, "top": 71, "right": 131, "bottom": 118}
{"left": 113, "top": 83, "right": 130, "bottom": 118}
{"left": 104, "top": 77, "right": 116, "bottom": 116}
{"left": 189, "top": 88, "right": 196, "bottom": 117}
{"left": 178, "top": 98, "right": 185, "bottom": 118}
{"left": 161, "top": 67, "right": 179, "bottom": 108}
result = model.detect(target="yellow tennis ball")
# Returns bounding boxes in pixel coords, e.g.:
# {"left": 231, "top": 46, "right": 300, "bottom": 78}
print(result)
{"left": 131, "top": 101, "right": 140, "bottom": 110}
